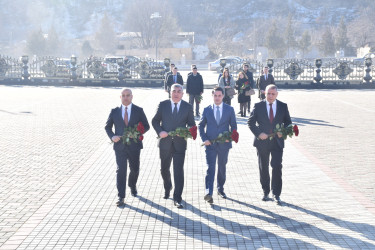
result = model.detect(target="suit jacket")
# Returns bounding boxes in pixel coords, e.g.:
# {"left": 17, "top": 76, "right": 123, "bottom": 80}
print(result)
{"left": 164, "top": 71, "right": 181, "bottom": 90}
{"left": 257, "top": 74, "right": 275, "bottom": 99}
{"left": 248, "top": 100, "right": 291, "bottom": 149}
{"left": 199, "top": 103, "right": 237, "bottom": 149}
{"left": 105, "top": 104, "right": 150, "bottom": 151}
{"left": 166, "top": 74, "right": 184, "bottom": 90}
{"left": 152, "top": 100, "right": 195, "bottom": 151}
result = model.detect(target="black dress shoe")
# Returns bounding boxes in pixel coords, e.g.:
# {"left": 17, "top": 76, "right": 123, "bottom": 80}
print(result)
{"left": 204, "top": 194, "right": 213, "bottom": 204}
{"left": 130, "top": 187, "right": 137, "bottom": 197}
{"left": 274, "top": 196, "right": 282, "bottom": 205}
{"left": 163, "top": 186, "right": 173, "bottom": 199}
{"left": 174, "top": 201, "right": 183, "bottom": 209}
{"left": 116, "top": 198, "right": 124, "bottom": 206}
{"left": 262, "top": 194, "right": 270, "bottom": 201}
{"left": 217, "top": 191, "right": 227, "bottom": 199}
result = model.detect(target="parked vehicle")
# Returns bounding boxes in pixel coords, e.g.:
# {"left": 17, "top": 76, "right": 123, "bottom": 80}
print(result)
{"left": 208, "top": 56, "right": 242, "bottom": 72}
{"left": 352, "top": 52, "right": 375, "bottom": 64}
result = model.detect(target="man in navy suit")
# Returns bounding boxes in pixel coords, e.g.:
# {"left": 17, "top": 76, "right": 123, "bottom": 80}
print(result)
{"left": 248, "top": 84, "right": 291, "bottom": 205}
{"left": 105, "top": 88, "right": 150, "bottom": 206}
{"left": 199, "top": 87, "right": 237, "bottom": 203}
{"left": 152, "top": 84, "right": 195, "bottom": 209}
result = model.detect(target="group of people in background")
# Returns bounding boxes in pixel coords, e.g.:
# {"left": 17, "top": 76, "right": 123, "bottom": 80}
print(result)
{"left": 164, "top": 62, "right": 275, "bottom": 118}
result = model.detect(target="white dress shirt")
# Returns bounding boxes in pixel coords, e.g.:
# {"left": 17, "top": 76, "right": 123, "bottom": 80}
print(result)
{"left": 266, "top": 100, "right": 277, "bottom": 119}
{"left": 121, "top": 103, "right": 132, "bottom": 121}
{"left": 170, "top": 100, "right": 182, "bottom": 112}
{"left": 213, "top": 102, "right": 223, "bottom": 121}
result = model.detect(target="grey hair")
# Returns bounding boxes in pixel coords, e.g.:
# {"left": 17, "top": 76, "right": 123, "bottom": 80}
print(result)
{"left": 265, "top": 84, "right": 278, "bottom": 92}
{"left": 171, "top": 83, "right": 183, "bottom": 91}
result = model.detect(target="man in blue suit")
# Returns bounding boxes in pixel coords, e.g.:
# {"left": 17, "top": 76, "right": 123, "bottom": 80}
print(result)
{"left": 105, "top": 88, "right": 150, "bottom": 206}
{"left": 199, "top": 87, "right": 237, "bottom": 203}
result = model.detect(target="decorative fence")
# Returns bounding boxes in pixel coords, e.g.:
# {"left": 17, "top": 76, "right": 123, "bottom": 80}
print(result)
{"left": 228, "top": 58, "right": 373, "bottom": 85}
{"left": 0, "top": 55, "right": 168, "bottom": 81}
{"left": 1, "top": 55, "right": 373, "bottom": 85}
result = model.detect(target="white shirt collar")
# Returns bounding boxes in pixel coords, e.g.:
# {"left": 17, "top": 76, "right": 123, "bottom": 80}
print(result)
{"left": 122, "top": 103, "right": 132, "bottom": 110}
{"left": 171, "top": 100, "right": 182, "bottom": 111}
{"left": 213, "top": 102, "right": 223, "bottom": 110}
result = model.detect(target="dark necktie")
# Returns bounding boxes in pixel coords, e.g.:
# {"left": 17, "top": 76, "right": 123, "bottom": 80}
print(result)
{"left": 173, "top": 103, "right": 178, "bottom": 117}
{"left": 269, "top": 103, "right": 274, "bottom": 123}
{"left": 124, "top": 107, "right": 129, "bottom": 126}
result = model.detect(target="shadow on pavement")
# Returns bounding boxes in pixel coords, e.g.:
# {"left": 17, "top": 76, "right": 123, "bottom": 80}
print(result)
{"left": 128, "top": 196, "right": 320, "bottom": 249}
{"left": 292, "top": 117, "right": 344, "bottom": 128}
{"left": 227, "top": 197, "right": 375, "bottom": 249}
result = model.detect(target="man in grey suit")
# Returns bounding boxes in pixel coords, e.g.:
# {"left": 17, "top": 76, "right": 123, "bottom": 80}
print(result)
{"left": 105, "top": 88, "right": 150, "bottom": 206}
{"left": 257, "top": 66, "right": 275, "bottom": 100}
{"left": 152, "top": 84, "right": 195, "bottom": 208}
{"left": 199, "top": 87, "right": 237, "bottom": 204}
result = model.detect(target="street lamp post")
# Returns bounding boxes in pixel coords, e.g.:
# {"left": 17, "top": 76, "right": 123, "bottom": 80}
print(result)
{"left": 117, "top": 57, "right": 125, "bottom": 82}
{"left": 363, "top": 57, "right": 372, "bottom": 84}
{"left": 150, "top": 12, "right": 162, "bottom": 61}
{"left": 21, "top": 55, "right": 30, "bottom": 80}
{"left": 70, "top": 55, "right": 77, "bottom": 81}
{"left": 314, "top": 58, "right": 323, "bottom": 84}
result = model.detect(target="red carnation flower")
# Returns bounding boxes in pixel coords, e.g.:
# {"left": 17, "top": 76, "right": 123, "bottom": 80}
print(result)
{"left": 293, "top": 125, "right": 299, "bottom": 136}
{"left": 231, "top": 129, "right": 239, "bottom": 143}
{"left": 139, "top": 135, "right": 144, "bottom": 141}
{"left": 189, "top": 126, "right": 197, "bottom": 140}
{"left": 137, "top": 122, "right": 145, "bottom": 134}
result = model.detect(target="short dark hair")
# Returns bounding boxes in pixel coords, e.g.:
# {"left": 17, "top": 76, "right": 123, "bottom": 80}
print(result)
{"left": 173, "top": 67, "right": 178, "bottom": 70}
{"left": 212, "top": 86, "right": 224, "bottom": 95}
{"left": 243, "top": 63, "right": 249, "bottom": 67}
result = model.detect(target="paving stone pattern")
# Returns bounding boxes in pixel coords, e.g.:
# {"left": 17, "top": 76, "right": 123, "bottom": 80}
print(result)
{"left": 0, "top": 85, "right": 374, "bottom": 249}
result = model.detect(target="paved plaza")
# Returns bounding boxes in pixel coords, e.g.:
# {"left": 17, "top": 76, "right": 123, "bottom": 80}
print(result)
{"left": 0, "top": 84, "right": 375, "bottom": 249}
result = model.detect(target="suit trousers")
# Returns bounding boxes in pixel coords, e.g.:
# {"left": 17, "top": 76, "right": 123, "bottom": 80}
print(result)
{"left": 160, "top": 143, "right": 186, "bottom": 203}
{"left": 115, "top": 148, "right": 141, "bottom": 198}
{"left": 205, "top": 144, "right": 229, "bottom": 195}
{"left": 256, "top": 139, "right": 283, "bottom": 197}
{"left": 189, "top": 94, "right": 200, "bottom": 115}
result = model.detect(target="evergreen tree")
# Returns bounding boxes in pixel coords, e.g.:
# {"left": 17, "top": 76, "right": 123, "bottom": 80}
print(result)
{"left": 265, "top": 22, "right": 286, "bottom": 58}
{"left": 285, "top": 14, "right": 298, "bottom": 57}
{"left": 335, "top": 17, "right": 349, "bottom": 53}
{"left": 46, "top": 27, "right": 60, "bottom": 56}
{"left": 94, "top": 13, "right": 117, "bottom": 55}
{"left": 81, "top": 40, "right": 94, "bottom": 58}
{"left": 320, "top": 27, "right": 336, "bottom": 56}
{"left": 26, "top": 28, "right": 47, "bottom": 56}
{"left": 299, "top": 31, "right": 312, "bottom": 57}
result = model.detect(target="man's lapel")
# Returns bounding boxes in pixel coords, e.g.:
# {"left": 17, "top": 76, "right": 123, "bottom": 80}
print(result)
{"left": 273, "top": 100, "right": 281, "bottom": 124}
{"left": 117, "top": 106, "right": 125, "bottom": 130}
{"left": 128, "top": 105, "right": 136, "bottom": 126}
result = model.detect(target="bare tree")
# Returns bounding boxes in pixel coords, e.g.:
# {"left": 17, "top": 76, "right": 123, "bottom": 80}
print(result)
{"left": 124, "top": 0, "right": 179, "bottom": 50}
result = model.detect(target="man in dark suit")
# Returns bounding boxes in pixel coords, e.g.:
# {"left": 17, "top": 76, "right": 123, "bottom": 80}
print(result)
{"left": 186, "top": 64, "right": 204, "bottom": 117}
{"left": 105, "top": 88, "right": 150, "bottom": 206}
{"left": 248, "top": 84, "right": 291, "bottom": 205}
{"left": 164, "top": 63, "right": 176, "bottom": 96}
{"left": 166, "top": 67, "right": 184, "bottom": 98}
{"left": 242, "top": 63, "right": 255, "bottom": 113}
{"left": 257, "top": 66, "right": 275, "bottom": 100}
{"left": 152, "top": 84, "right": 195, "bottom": 208}
{"left": 199, "top": 87, "right": 237, "bottom": 204}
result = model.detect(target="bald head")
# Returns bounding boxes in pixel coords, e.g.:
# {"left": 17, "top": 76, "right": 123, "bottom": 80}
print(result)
{"left": 120, "top": 88, "right": 133, "bottom": 106}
